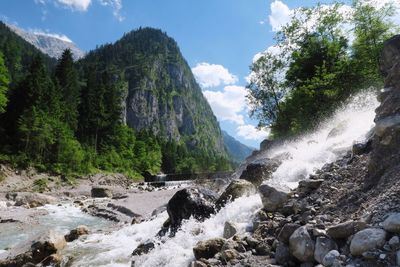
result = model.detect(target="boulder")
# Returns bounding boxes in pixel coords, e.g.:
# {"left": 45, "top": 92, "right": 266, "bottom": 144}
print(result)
{"left": 167, "top": 188, "right": 217, "bottom": 229}
{"left": 314, "top": 236, "right": 338, "bottom": 264}
{"left": 278, "top": 223, "right": 301, "bottom": 244}
{"left": 221, "top": 249, "right": 240, "bottom": 262}
{"left": 275, "top": 242, "right": 291, "bottom": 265}
{"left": 382, "top": 213, "right": 400, "bottom": 233}
{"left": 223, "top": 221, "right": 238, "bottom": 239}
{"left": 216, "top": 180, "right": 255, "bottom": 208}
{"left": 240, "top": 158, "right": 281, "bottom": 187}
{"left": 30, "top": 230, "right": 66, "bottom": 263}
{"left": 193, "top": 238, "right": 226, "bottom": 260}
{"left": 322, "top": 250, "right": 340, "bottom": 267}
{"left": 388, "top": 236, "right": 400, "bottom": 249}
{"left": 11, "top": 192, "right": 56, "bottom": 208}
{"left": 132, "top": 240, "right": 155, "bottom": 256}
{"left": 91, "top": 186, "right": 113, "bottom": 198}
{"left": 65, "top": 225, "right": 89, "bottom": 242}
{"left": 327, "top": 220, "right": 362, "bottom": 239}
{"left": 259, "top": 183, "right": 290, "bottom": 212}
{"left": 289, "top": 226, "right": 315, "bottom": 262}
{"left": 350, "top": 228, "right": 387, "bottom": 256}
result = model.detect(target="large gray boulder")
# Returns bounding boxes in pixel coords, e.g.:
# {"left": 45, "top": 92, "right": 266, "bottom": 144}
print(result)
{"left": 289, "top": 226, "right": 315, "bottom": 262}
{"left": 382, "top": 213, "right": 400, "bottom": 233}
{"left": 326, "top": 220, "right": 366, "bottom": 239}
{"left": 314, "top": 236, "right": 338, "bottom": 264}
{"left": 91, "top": 186, "right": 113, "bottom": 198}
{"left": 259, "top": 183, "right": 290, "bottom": 212}
{"left": 350, "top": 228, "right": 387, "bottom": 256}
{"left": 216, "top": 180, "right": 255, "bottom": 208}
{"left": 167, "top": 188, "right": 217, "bottom": 229}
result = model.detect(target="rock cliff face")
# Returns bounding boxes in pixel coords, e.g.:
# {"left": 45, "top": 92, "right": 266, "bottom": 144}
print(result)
{"left": 81, "top": 28, "right": 226, "bottom": 156}
{"left": 367, "top": 35, "right": 400, "bottom": 188}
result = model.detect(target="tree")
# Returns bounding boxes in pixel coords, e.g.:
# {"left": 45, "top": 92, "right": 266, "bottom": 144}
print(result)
{"left": 55, "top": 49, "right": 80, "bottom": 131}
{"left": 352, "top": 0, "right": 396, "bottom": 86}
{"left": 0, "top": 52, "right": 9, "bottom": 114}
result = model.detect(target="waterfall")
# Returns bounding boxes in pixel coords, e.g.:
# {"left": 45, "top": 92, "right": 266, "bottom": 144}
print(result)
{"left": 61, "top": 90, "right": 379, "bottom": 267}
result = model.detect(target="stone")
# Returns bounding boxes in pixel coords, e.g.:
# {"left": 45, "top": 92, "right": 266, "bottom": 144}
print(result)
{"left": 65, "top": 225, "right": 89, "bottom": 242}
{"left": 297, "top": 179, "right": 324, "bottom": 195}
{"left": 397, "top": 250, "right": 400, "bottom": 266}
{"left": 352, "top": 141, "right": 372, "bottom": 156}
{"left": 167, "top": 188, "right": 217, "bottom": 229}
{"left": 314, "top": 236, "right": 338, "bottom": 264}
{"left": 91, "top": 186, "right": 112, "bottom": 198}
{"left": 132, "top": 240, "right": 155, "bottom": 256}
{"left": 258, "top": 183, "right": 290, "bottom": 212}
{"left": 189, "top": 261, "right": 208, "bottom": 267}
{"left": 350, "top": 228, "right": 387, "bottom": 256}
{"left": 275, "top": 242, "right": 291, "bottom": 265}
{"left": 193, "top": 238, "right": 226, "bottom": 260}
{"left": 30, "top": 231, "right": 66, "bottom": 263}
{"left": 131, "top": 216, "right": 144, "bottom": 225}
{"left": 382, "top": 213, "right": 400, "bottom": 233}
{"left": 278, "top": 223, "right": 301, "bottom": 244}
{"left": 215, "top": 180, "right": 255, "bottom": 208}
{"left": 221, "top": 249, "right": 239, "bottom": 262}
{"left": 240, "top": 158, "right": 281, "bottom": 187}
{"left": 11, "top": 192, "right": 57, "bottom": 208}
{"left": 223, "top": 221, "right": 237, "bottom": 239}
{"left": 389, "top": 236, "right": 400, "bottom": 249}
{"left": 327, "top": 220, "right": 356, "bottom": 239}
{"left": 313, "top": 228, "right": 327, "bottom": 237}
{"left": 322, "top": 250, "right": 340, "bottom": 267}
{"left": 41, "top": 253, "right": 62, "bottom": 266}
{"left": 289, "top": 226, "right": 315, "bottom": 262}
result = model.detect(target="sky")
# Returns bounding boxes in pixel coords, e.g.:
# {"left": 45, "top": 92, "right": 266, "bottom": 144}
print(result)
{"left": 0, "top": 0, "right": 397, "bottom": 148}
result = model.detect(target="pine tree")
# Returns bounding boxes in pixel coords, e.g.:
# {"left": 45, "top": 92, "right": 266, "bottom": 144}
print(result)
{"left": 0, "top": 52, "right": 9, "bottom": 114}
{"left": 55, "top": 49, "right": 80, "bottom": 131}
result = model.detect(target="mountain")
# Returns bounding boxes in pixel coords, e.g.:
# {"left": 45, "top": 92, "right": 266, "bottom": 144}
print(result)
{"left": 7, "top": 23, "right": 85, "bottom": 60}
{"left": 222, "top": 131, "right": 254, "bottom": 163}
{"left": 80, "top": 28, "right": 227, "bottom": 158}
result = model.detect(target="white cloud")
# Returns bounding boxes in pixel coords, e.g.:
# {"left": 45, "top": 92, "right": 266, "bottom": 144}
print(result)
{"left": 269, "top": 0, "right": 292, "bottom": 32}
{"left": 57, "top": 0, "right": 91, "bottom": 11}
{"left": 192, "top": 63, "right": 238, "bottom": 88}
{"left": 203, "top": 85, "right": 247, "bottom": 125}
{"left": 100, "top": 0, "right": 124, "bottom": 21}
{"left": 237, "top": 125, "right": 270, "bottom": 141}
{"left": 32, "top": 29, "right": 73, "bottom": 43}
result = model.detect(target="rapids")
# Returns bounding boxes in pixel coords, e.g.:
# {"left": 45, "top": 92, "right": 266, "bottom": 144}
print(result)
{"left": 60, "top": 90, "right": 379, "bottom": 267}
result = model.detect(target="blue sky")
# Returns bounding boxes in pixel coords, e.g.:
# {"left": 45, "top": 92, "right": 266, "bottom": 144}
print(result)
{"left": 0, "top": 0, "right": 348, "bottom": 148}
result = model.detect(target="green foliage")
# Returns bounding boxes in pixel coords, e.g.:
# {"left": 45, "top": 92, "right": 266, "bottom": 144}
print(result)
{"left": 33, "top": 178, "right": 48, "bottom": 192}
{"left": 248, "top": 2, "right": 396, "bottom": 138}
{"left": 0, "top": 26, "right": 232, "bottom": 179}
{"left": 0, "top": 52, "right": 9, "bottom": 113}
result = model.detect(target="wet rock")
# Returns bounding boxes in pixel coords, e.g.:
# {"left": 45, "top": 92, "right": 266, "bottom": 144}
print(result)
{"left": 11, "top": 192, "right": 56, "bottom": 208}
{"left": 132, "top": 240, "right": 155, "bottom": 256}
{"left": 223, "top": 221, "right": 237, "bottom": 239}
{"left": 322, "top": 250, "right": 340, "bottom": 267}
{"left": 30, "top": 230, "right": 66, "bottom": 262}
{"left": 91, "top": 186, "right": 113, "bottom": 198}
{"left": 278, "top": 223, "right": 301, "bottom": 244}
{"left": 167, "top": 188, "right": 217, "bottom": 229}
{"left": 131, "top": 216, "right": 143, "bottom": 225}
{"left": 41, "top": 253, "right": 62, "bottom": 266}
{"left": 240, "top": 158, "right": 281, "bottom": 187}
{"left": 289, "top": 226, "right": 315, "bottom": 262}
{"left": 382, "top": 213, "right": 400, "bottom": 233}
{"left": 193, "top": 238, "right": 226, "bottom": 260}
{"left": 314, "top": 236, "right": 338, "bottom": 264}
{"left": 258, "top": 183, "right": 290, "bottom": 212}
{"left": 350, "top": 228, "right": 387, "bottom": 256}
{"left": 352, "top": 141, "right": 372, "bottom": 156}
{"left": 216, "top": 180, "right": 255, "bottom": 208}
{"left": 189, "top": 261, "right": 208, "bottom": 267}
{"left": 65, "top": 225, "right": 89, "bottom": 242}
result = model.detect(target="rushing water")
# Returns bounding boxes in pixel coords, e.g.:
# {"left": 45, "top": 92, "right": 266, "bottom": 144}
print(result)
{"left": 1, "top": 90, "right": 379, "bottom": 266}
